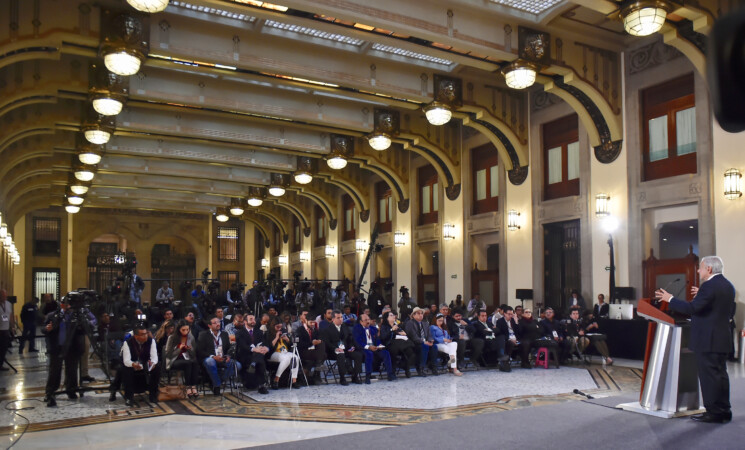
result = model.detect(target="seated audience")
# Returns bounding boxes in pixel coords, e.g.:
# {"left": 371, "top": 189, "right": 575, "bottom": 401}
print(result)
{"left": 120, "top": 325, "right": 160, "bottom": 406}
{"left": 496, "top": 306, "right": 521, "bottom": 367}
{"left": 164, "top": 320, "right": 199, "bottom": 399}
{"left": 342, "top": 305, "right": 357, "bottom": 325}
{"left": 517, "top": 309, "right": 542, "bottom": 369}
{"left": 266, "top": 317, "right": 300, "bottom": 389}
{"left": 581, "top": 310, "right": 613, "bottom": 365}
{"left": 235, "top": 314, "right": 270, "bottom": 394}
{"left": 154, "top": 319, "right": 175, "bottom": 362}
{"left": 404, "top": 307, "right": 439, "bottom": 376}
{"left": 540, "top": 307, "right": 570, "bottom": 363}
{"left": 430, "top": 314, "right": 462, "bottom": 376}
{"left": 353, "top": 314, "right": 396, "bottom": 383}
{"left": 467, "top": 294, "right": 486, "bottom": 319}
{"left": 317, "top": 307, "right": 334, "bottom": 330}
{"left": 472, "top": 310, "right": 508, "bottom": 371}
{"left": 224, "top": 313, "right": 243, "bottom": 337}
{"left": 197, "top": 316, "right": 240, "bottom": 395}
{"left": 564, "top": 307, "right": 590, "bottom": 360}
{"left": 379, "top": 312, "right": 415, "bottom": 378}
{"left": 295, "top": 309, "right": 327, "bottom": 384}
{"left": 320, "top": 310, "right": 363, "bottom": 385}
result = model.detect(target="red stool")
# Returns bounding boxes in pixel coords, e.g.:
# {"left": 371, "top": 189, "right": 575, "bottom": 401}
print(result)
{"left": 535, "top": 347, "right": 550, "bottom": 369}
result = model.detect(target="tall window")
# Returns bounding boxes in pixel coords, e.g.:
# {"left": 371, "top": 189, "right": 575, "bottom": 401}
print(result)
{"left": 33, "top": 268, "right": 60, "bottom": 301}
{"left": 377, "top": 182, "right": 393, "bottom": 233}
{"left": 472, "top": 143, "right": 499, "bottom": 214}
{"left": 292, "top": 216, "right": 301, "bottom": 252}
{"left": 315, "top": 205, "right": 326, "bottom": 247}
{"left": 642, "top": 73, "right": 696, "bottom": 181}
{"left": 217, "top": 226, "right": 239, "bottom": 261}
{"left": 343, "top": 194, "right": 356, "bottom": 241}
{"left": 419, "top": 165, "right": 439, "bottom": 225}
{"left": 33, "top": 217, "right": 61, "bottom": 256}
{"left": 543, "top": 114, "right": 580, "bottom": 200}
{"left": 273, "top": 227, "right": 281, "bottom": 256}
{"left": 218, "top": 271, "right": 239, "bottom": 294}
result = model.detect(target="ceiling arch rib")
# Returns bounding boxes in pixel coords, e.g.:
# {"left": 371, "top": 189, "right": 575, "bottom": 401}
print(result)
{"left": 251, "top": 209, "right": 290, "bottom": 243}
{"left": 243, "top": 217, "right": 271, "bottom": 246}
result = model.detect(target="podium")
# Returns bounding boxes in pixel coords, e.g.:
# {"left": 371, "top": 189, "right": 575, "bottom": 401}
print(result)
{"left": 617, "top": 298, "right": 703, "bottom": 418}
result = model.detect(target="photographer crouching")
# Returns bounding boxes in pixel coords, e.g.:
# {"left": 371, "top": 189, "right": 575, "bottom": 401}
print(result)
{"left": 42, "top": 292, "right": 97, "bottom": 407}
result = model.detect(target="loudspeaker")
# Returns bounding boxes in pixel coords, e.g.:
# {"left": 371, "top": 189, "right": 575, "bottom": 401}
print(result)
{"left": 612, "top": 287, "right": 635, "bottom": 300}
{"left": 515, "top": 289, "right": 533, "bottom": 300}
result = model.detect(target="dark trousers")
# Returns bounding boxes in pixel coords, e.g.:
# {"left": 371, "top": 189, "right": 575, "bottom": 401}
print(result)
{"left": 20, "top": 323, "right": 37, "bottom": 352}
{"left": 0, "top": 330, "right": 10, "bottom": 367}
{"left": 121, "top": 365, "right": 160, "bottom": 400}
{"left": 388, "top": 340, "right": 415, "bottom": 370}
{"left": 415, "top": 342, "right": 438, "bottom": 369}
{"left": 470, "top": 337, "right": 505, "bottom": 364}
{"left": 330, "top": 350, "right": 362, "bottom": 379}
{"left": 300, "top": 342, "right": 327, "bottom": 369}
{"left": 45, "top": 348, "right": 81, "bottom": 397}
{"left": 239, "top": 352, "right": 268, "bottom": 387}
{"left": 696, "top": 351, "right": 731, "bottom": 416}
{"left": 170, "top": 358, "right": 199, "bottom": 385}
{"left": 363, "top": 348, "right": 393, "bottom": 376}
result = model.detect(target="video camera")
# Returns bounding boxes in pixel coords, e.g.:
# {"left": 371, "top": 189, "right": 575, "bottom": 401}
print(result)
{"left": 64, "top": 290, "right": 100, "bottom": 310}
{"left": 122, "top": 257, "right": 137, "bottom": 276}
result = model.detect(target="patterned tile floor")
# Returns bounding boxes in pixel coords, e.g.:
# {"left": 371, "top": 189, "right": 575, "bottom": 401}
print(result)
{"left": 0, "top": 338, "right": 648, "bottom": 448}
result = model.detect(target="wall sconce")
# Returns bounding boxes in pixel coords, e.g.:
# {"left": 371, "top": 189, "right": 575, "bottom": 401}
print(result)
{"left": 325, "top": 245, "right": 336, "bottom": 258}
{"left": 215, "top": 207, "right": 229, "bottom": 223}
{"left": 595, "top": 193, "right": 611, "bottom": 217}
{"left": 356, "top": 239, "right": 368, "bottom": 253}
{"left": 99, "top": 12, "right": 149, "bottom": 76}
{"left": 724, "top": 168, "right": 742, "bottom": 200}
{"left": 368, "top": 109, "right": 399, "bottom": 151}
{"left": 268, "top": 173, "right": 287, "bottom": 197}
{"left": 89, "top": 63, "right": 128, "bottom": 116}
{"left": 502, "top": 61, "right": 538, "bottom": 90}
{"left": 260, "top": 258, "right": 270, "bottom": 269}
{"left": 424, "top": 75, "right": 462, "bottom": 126}
{"left": 229, "top": 198, "right": 245, "bottom": 216}
{"left": 394, "top": 231, "right": 406, "bottom": 247}
{"left": 442, "top": 223, "right": 456, "bottom": 240}
{"left": 247, "top": 186, "right": 265, "bottom": 207}
{"left": 74, "top": 164, "right": 97, "bottom": 182}
{"left": 126, "top": 0, "right": 170, "bottom": 13}
{"left": 2, "top": 234, "right": 11, "bottom": 249}
{"left": 507, "top": 209, "right": 521, "bottom": 231}
{"left": 621, "top": 1, "right": 669, "bottom": 37}
{"left": 299, "top": 251, "right": 310, "bottom": 262}
{"left": 0, "top": 223, "right": 7, "bottom": 239}
{"left": 278, "top": 255, "right": 288, "bottom": 266}
{"left": 327, "top": 134, "right": 353, "bottom": 170}
{"left": 294, "top": 156, "right": 313, "bottom": 184}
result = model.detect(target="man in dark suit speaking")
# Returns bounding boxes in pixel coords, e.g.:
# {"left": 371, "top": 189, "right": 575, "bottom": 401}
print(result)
{"left": 656, "top": 256, "right": 735, "bottom": 423}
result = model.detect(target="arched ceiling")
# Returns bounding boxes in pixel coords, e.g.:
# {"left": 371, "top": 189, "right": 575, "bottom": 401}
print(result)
{"left": 0, "top": 0, "right": 721, "bottom": 226}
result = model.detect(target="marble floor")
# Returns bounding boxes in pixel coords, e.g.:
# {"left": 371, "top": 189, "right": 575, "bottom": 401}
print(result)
{"left": 0, "top": 338, "right": 653, "bottom": 448}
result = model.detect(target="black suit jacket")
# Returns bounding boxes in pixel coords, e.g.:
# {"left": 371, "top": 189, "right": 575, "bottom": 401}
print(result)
{"left": 320, "top": 323, "right": 355, "bottom": 357}
{"left": 235, "top": 326, "right": 265, "bottom": 363}
{"left": 471, "top": 320, "right": 498, "bottom": 340}
{"left": 496, "top": 317, "right": 520, "bottom": 340}
{"left": 593, "top": 303, "right": 609, "bottom": 318}
{"left": 295, "top": 323, "right": 321, "bottom": 351}
{"left": 196, "top": 329, "right": 231, "bottom": 361}
{"left": 668, "top": 274, "right": 736, "bottom": 353}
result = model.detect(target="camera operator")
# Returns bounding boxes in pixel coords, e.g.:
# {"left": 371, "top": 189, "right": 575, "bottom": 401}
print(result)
{"left": 0, "top": 289, "right": 16, "bottom": 369}
{"left": 129, "top": 265, "right": 145, "bottom": 306}
{"left": 367, "top": 282, "right": 387, "bottom": 318}
{"left": 120, "top": 324, "right": 160, "bottom": 406}
{"left": 397, "top": 287, "right": 416, "bottom": 322}
{"left": 155, "top": 281, "right": 174, "bottom": 317}
{"left": 42, "top": 293, "right": 96, "bottom": 407}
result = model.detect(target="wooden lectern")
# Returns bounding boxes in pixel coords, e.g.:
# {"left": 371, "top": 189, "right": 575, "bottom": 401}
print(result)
{"left": 617, "top": 298, "right": 703, "bottom": 418}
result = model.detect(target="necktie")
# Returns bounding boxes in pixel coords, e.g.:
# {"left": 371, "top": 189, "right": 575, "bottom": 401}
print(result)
{"left": 249, "top": 329, "right": 253, "bottom": 341}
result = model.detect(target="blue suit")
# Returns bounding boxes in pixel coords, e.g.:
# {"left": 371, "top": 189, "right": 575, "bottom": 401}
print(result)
{"left": 668, "top": 274, "right": 735, "bottom": 417}
{"left": 353, "top": 324, "right": 394, "bottom": 377}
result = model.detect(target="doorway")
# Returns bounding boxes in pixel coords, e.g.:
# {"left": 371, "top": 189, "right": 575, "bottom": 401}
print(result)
{"left": 543, "top": 219, "right": 581, "bottom": 314}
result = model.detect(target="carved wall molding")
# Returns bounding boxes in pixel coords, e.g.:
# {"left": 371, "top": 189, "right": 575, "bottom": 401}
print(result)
{"left": 359, "top": 209, "right": 370, "bottom": 223}
{"left": 303, "top": 227, "right": 311, "bottom": 238}
{"left": 627, "top": 40, "right": 683, "bottom": 75}
{"left": 397, "top": 199, "right": 410, "bottom": 214}
{"left": 531, "top": 91, "right": 563, "bottom": 112}
{"left": 508, "top": 165, "right": 529, "bottom": 185}
{"left": 329, "top": 218, "right": 337, "bottom": 230}
{"left": 445, "top": 183, "right": 461, "bottom": 201}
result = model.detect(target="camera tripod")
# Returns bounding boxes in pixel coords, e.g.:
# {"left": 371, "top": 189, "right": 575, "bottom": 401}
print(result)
{"left": 289, "top": 341, "right": 309, "bottom": 389}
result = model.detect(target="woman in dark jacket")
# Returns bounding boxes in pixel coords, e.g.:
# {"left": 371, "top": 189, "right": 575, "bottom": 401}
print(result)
{"left": 517, "top": 309, "right": 543, "bottom": 368}
{"left": 379, "top": 312, "right": 415, "bottom": 378}
{"left": 165, "top": 320, "right": 199, "bottom": 398}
